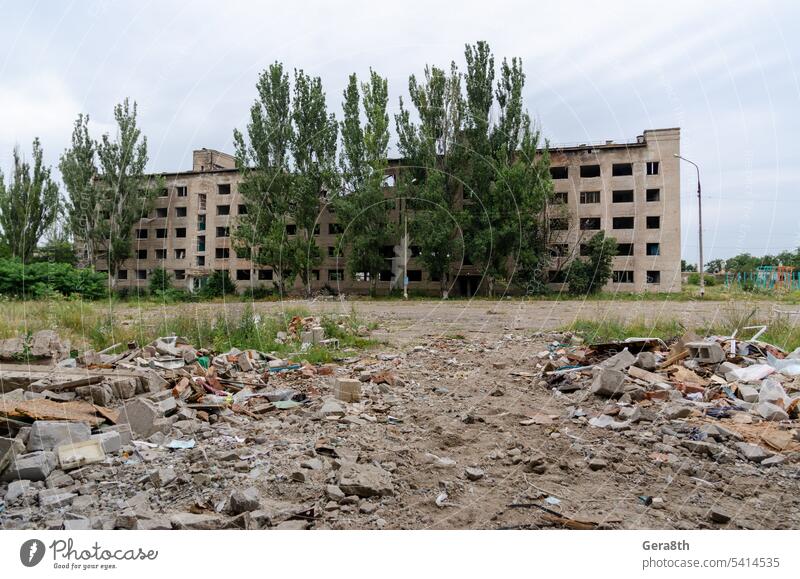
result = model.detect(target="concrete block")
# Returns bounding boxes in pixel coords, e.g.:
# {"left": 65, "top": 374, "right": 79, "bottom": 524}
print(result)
{"left": 686, "top": 341, "right": 725, "bottom": 364}
{"left": 590, "top": 368, "right": 626, "bottom": 397}
{"left": 599, "top": 348, "right": 636, "bottom": 371}
{"left": 311, "top": 326, "right": 325, "bottom": 345}
{"left": 1, "top": 451, "right": 57, "bottom": 481}
{"left": 56, "top": 439, "right": 106, "bottom": 470}
{"left": 633, "top": 351, "right": 657, "bottom": 371}
{"left": 91, "top": 431, "right": 122, "bottom": 454}
{"left": 335, "top": 378, "right": 362, "bottom": 403}
{"left": 109, "top": 377, "right": 138, "bottom": 400}
{"left": 27, "top": 421, "right": 91, "bottom": 452}
{"left": 737, "top": 385, "right": 759, "bottom": 403}
{"left": 119, "top": 398, "right": 162, "bottom": 438}
{"left": 98, "top": 424, "right": 132, "bottom": 446}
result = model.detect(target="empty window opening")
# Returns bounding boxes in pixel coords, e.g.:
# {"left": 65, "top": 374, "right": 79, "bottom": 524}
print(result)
{"left": 550, "top": 218, "right": 568, "bottom": 231}
{"left": 136, "top": 229, "right": 148, "bottom": 239}
{"left": 176, "top": 186, "right": 188, "bottom": 197}
{"left": 216, "top": 226, "right": 229, "bottom": 237}
{"left": 646, "top": 270, "right": 661, "bottom": 284}
{"left": 580, "top": 165, "right": 601, "bottom": 178}
{"left": 258, "top": 269, "right": 273, "bottom": 280}
{"left": 176, "top": 206, "right": 187, "bottom": 217}
{"left": 155, "top": 249, "right": 167, "bottom": 260}
{"left": 612, "top": 163, "right": 633, "bottom": 176}
{"left": 646, "top": 243, "right": 660, "bottom": 256}
{"left": 646, "top": 216, "right": 660, "bottom": 229}
{"left": 217, "top": 205, "right": 230, "bottom": 216}
{"left": 407, "top": 270, "right": 422, "bottom": 282}
{"left": 155, "top": 207, "right": 168, "bottom": 218}
{"left": 197, "top": 236, "right": 205, "bottom": 252}
{"left": 117, "top": 269, "right": 128, "bottom": 280}
{"left": 175, "top": 248, "right": 186, "bottom": 260}
{"left": 174, "top": 269, "right": 186, "bottom": 280}
{"left": 156, "top": 228, "right": 167, "bottom": 239}
{"left": 552, "top": 191, "right": 568, "bottom": 204}
{"left": 238, "top": 204, "right": 247, "bottom": 215}
{"left": 137, "top": 249, "right": 147, "bottom": 259}
{"left": 616, "top": 243, "right": 634, "bottom": 256}
{"left": 218, "top": 184, "right": 231, "bottom": 195}
{"left": 137, "top": 269, "right": 147, "bottom": 280}
{"left": 612, "top": 190, "right": 634, "bottom": 203}
{"left": 548, "top": 270, "right": 567, "bottom": 283}
{"left": 580, "top": 191, "right": 600, "bottom": 204}
{"left": 550, "top": 166, "right": 568, "bottom": 180}
{"left": 328, "top": 269, "right": 344, "bottom": 281}
{"left": 286, "top": 224, "right": 296, "bottom": 235}
{"left": 197, "top": 256, "right": 205, "bottom": 266}
{"left": 613, "top": 216, "right": 634, "bottom": 229}
{"left": 158, "top": 188, "right": 168, "bottom": 197}
{"left": 175, "top": 228, "right": 187, "bottom": 238}
{"left": 580, "top": 217, "right": 601, "bottom": 230}
{"left": 646, "top": 188, "right": 661, "bottom": 202}
{"left": 549, "top": 244, "right": 569, "bottom": 257}
{"left": 216, "top": 248, "right": 230, "bottom": 259}
{"left": 612, "top": 270, "right": 634, "bottom": 283}
{"left": 236, "top": 269, "right": 251, "bottom": 281}
{"left": 329, "top": 223, "right": 343, "bottom": 235}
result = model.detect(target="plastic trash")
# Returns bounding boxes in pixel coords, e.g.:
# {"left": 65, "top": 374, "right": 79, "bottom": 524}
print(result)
{"left": 766, "top": 352, "right": 800, "bottom": 376}
{"left": 758, "top": 378, "right": 790, "bottom": 406}
{"left": 727, "top": 364, "right": 775, "bottom": 382}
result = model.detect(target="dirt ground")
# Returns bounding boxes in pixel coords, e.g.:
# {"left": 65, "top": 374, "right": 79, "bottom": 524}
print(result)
{"left": 3, "top": 298, "right": 798, "bottom": 530}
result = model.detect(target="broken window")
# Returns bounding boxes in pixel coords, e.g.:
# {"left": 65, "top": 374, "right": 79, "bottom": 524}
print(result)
{"left": 612, "top": 216, "right": 634, "bottom": 229}
{"left": 155, "top": 249, "right": 167, "bottom": 259}
{"left": 137, "top": 249, "right": 147, "bottom": 259}
{"left": 646, "top": 270, "right": 661, "bottom": 284}
{"left": 238, "top": 204, "right": 247, "bottom": 215}
{"left": 646, "top": 216, "right": 660, "bottom": 229}
{"left": 216, "top": 226, "right": 229, "bottom": 237}
{"left": 579, "top": 217, "right": 601, "bottom": 230}
{"left": 550, "top": 166, "right": 568, "bottom": 180}
{"left": 258, "top": 269, "right": 273, "bottom": 280}
{"left": 198, "top": 193, "right": 207, "bottom": 211}
{"left": 286, "top": 224, "right": 296, "bottom": 236}
{"left": 118, "top": 269, "right": 128, "bottom": 280}
{"left": 174, "top": 269, "right": 186, "bottom": 280}
{"left": 646, "top": 243, "right": 660, "bottom": 256}
{"left": 175, "top": 228, "right": 187, "bottom": 238}
{"left": 382, "top": 174, "right": 396, "bottom": 187}
{"left": 407, "top": 270, "right": 422, "bottom": 282}
{"left": 176, "top": 186, "right": 188, "bottom": 197}
{"left": 176, "top": 206, "right": 187, "bottom": 217}
{"left": 612, "top": 190, "right": 634, "bottom": 203}
{"left": 312, "top": 270, "right": 320, "bottom": 281}
{"left": 616, "top": 243, "right": 634, "bottom": 256}
{"left": 236, "top": 269, "right": 250, "bottom": 281}
{"left": 580, "top": 164, "right": 601, "bottom": 178}
{"left": 328, "top": 246, "right": 336, "bottom": 257}
{"left": 646, "top": 188, "right": 661, "bottom": 202}
{"left": 549, "top": 218, "right": 568, "bottom": 231}
{"left": 328, "top": 269, "right": 344, "bottom": 281}
{"left": 552, "top": 191, "right": 568, "bottom": 204}
{"left": 136, "top": 229, "right": 148, "bottom": 239}
{"left": 175, "top": 248, "right": 186, "bottom": 260}
{"left": 313, "top": 223, "right": 320, "bottom": 235}
{"left": 549, "top": 244, "right": 569, "bottom": 257}
{"left": 612, "top": 270, "right": 634, "bottom": 283}
{"left": 215, "top": 248, "right": 230, "bottom": 259}
{"left": 197, "top": 214, "right": 206, "bottom": 231}
{"left": 646, "top": 161, "right": 659, "bottom": 175}
{"left": 218, "top": 183, "right": 231, "bottom": 195}
{"left": 580, "top": 191, "right": 600, "bottom": 204}
{"left": 217, "top": 205, "right": 230, "bottom": 216}
{"left": 137, "top": 269, "right": 147, "bottom": 280}
{"left": 612, "top": 163, "right": 633, "bottom": 176}
{"left": 329, "top": 223, "right": 343, "bottom": 235}
{"left": 196, "top": 256, "right": 205, "bottom": 266}
{"left": 579, "top": 244, "right": 591, "bottom": 257}
{"left": 156, "top": 228, "right": 167, "bottom": 238}
{"left": 155, "top": 207, "right": 168, "bottom": 218}
{"left": 197, "top": 236, "right": 206, "bottom": 252}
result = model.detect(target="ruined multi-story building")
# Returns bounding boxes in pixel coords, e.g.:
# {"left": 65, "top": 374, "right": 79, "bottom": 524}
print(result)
{"left": 102, "top": 127, "right": 681, "bottom": 296}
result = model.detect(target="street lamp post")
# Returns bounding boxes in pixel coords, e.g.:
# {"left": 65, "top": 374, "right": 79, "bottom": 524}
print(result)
{"left": 674, "top": 154, "right": 704, "bottom": 298}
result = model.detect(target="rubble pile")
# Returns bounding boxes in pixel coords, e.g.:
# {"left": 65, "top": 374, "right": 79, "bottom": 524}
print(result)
{"left": 1, "top": 320, "right": 799, "bottom": 530}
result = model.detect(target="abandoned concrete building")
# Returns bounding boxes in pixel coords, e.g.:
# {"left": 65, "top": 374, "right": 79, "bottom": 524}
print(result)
{"left": 101, "top": 128, "right": 681, "bottom": 295}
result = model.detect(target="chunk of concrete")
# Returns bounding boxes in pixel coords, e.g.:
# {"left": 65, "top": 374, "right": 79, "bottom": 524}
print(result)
{"left": 1, "top": 451, "right": 57, "bottom": 481}
{"left": 27, "top": 421, "right": 91, "bottom": 452}
{"left": 599, "top": 348, "right": 636, "bottom": 371}
{"left": 229, "top": 487, "right": 261, "bottom": 514}
{"left": 56, "top": 439, "right": 105, "bottom": 470}
{"left": 320, "top": 399, "right": 345, "bottom": 417}
{"left": 757, "top": 402, "right": 789, "bottom": 422}
{"left": 337, "top": 463, "right": 394, "bottom": 497}
{"left": 170, "top": 512, "right": 223, "bottom": 530}
{"left": 590, "top": 368, "right": 626, "bottom": 397}
{"left": 98, "top": 424, "right": 132, "bottom": 446}
{"left": 335, "top": 378, "right": 362, "bottom": 403}
{"left": 5, "top": 479, "right": 32, "bottom": 502}
{"left": 109, "top": 377, "right": 138, "bottom": 400}
{"left": 737, "top": 385, "right": 759, "bottom": 403}
{"left": 633, "top": 351, "right": 657, "bottom": 371}
{"left": 91, "top": 431, "right": 121, "bottom": 454}
{"left": 119, "top": 398, "right": 163, "bottom": 438}
{"left": 735, "top": 442, "right": 773, "bottom": 463}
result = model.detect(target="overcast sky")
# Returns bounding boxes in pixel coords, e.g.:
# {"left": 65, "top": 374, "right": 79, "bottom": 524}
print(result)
{"left": 1, "top": 0, "right": 798, "bottom": 263}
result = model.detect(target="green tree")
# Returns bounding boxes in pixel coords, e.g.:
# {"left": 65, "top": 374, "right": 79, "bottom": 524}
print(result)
{"left": 60, "top": 114, "right": 103, "bottom": 265}
{"left": 396, "top": 63, "right": 466, "bottom": 298}
{"left": 0, "top": 139, "right": 60, "bottom": 262}
{"left": 705, "top": 258, "right": 724, "bottom": 274}
{"left": 233, "top": 63, "right": 296, "bottom": 295}
{"left": 335, "top": 71, "right": 394, "bottom": 294}
{"left": 149, "top": 266, "right": 172, "bottom": 294}
{"left": 289, "top": 69, "right": 338, "bottom": 296}
{"left": 681, "top": 259, "right": 696, "bottom": 272}
{"left": 201, "top": 270, "right": 237, "bottom": 298}
{"left": 566, "top": 231, "right": 617, "bottom": 295}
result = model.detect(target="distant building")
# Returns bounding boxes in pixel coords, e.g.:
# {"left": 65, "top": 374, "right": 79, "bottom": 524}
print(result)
{"left": 93, "top": 128, "right": 681, "bottom": 295}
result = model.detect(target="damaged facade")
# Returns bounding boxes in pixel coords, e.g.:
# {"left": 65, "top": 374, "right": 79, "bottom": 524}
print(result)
{"left": 92, "top": 128, "right": 681, "bottom": 295}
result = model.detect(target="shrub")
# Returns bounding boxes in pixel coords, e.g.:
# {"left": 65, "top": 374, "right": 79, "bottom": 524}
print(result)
{"left": 0, "top": 258, "right": 107, "bottom": 299}
{"left": 148, "top": 267, "right": 173, "bottom": 294}
{"left": 200, "top": 270, "right": 237, "bottom": 298}
{"left": 687, "top": 272, "right": 716, "bottom": 286}
{"left": 567, "top": 232, "right": 617, "bottom": 295}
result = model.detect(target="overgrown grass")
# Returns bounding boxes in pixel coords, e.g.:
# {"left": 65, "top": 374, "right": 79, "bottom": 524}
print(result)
{"left": 566, "top": 305, "right": 800, "bottom": 352}
{"left": 0, "top": 300, "right": 379, "bottom": 363}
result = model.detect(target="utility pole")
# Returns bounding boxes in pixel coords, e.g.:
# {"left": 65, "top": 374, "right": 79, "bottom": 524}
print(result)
{"left": 674, "top": 154, "right": 704, "bottom": 297}
{"left": 403, "top": 197, "right": 408, "bottom": 300}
